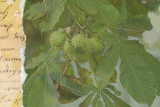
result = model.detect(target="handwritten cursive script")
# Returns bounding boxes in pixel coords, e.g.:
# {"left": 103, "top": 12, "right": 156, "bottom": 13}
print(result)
{"left": 0, "top": 0, "right": 24, "bottom": 106}
{"left": 0, "top": 5, "right": 12, "bottom": 21}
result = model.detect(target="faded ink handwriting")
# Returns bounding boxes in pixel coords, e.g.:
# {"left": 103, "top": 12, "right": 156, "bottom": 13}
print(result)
{"left": 0, "top": 5, "right": 12, "bottom": 21}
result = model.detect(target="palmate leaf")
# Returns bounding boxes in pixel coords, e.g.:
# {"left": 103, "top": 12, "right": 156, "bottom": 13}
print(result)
{"left": 99, "top": 32, "right": 158, "bottom": 105}
{"left": 79, "top": 85, "right": 129, "bottom": 107}
{"left": 119, "top": 40, "right": 157, "bottom": 105}
{"left": 40, "top": 0, "right": 66, "bottom": 32}
{"left": 96, "top": 43, "right": 120, "bottom": 89}
{"left": 23, "top": 65, "right": 59, "bottom": 107}
{"left": 24, "top": 47, "right": 95, "bottom": 106}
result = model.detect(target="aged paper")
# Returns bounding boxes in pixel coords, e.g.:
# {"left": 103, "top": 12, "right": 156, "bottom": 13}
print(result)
{"left": 0, "top": 0, "right": 25, "bottom": 106}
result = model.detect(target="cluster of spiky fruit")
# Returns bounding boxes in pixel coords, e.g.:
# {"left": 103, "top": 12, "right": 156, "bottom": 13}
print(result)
{"left": 49, "top": 31, "right": 103, "bottom": 63}
{"left": 64, "top": 34, "right": 103, "bottom": 62}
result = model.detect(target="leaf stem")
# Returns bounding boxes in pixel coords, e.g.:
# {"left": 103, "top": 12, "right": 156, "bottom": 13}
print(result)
{"left": 73, "top": 15, "right": 83, "bottom": 29}
{"left": 112, "top": 26, "right": 141, "bottom": 33}
{"left": 62, "top": 63, "right": 69, "bottom": 75}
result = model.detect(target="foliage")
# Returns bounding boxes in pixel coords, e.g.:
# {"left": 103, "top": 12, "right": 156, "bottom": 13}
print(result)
{"left": 23, "top": 0, "right": 160, "bottom": 107}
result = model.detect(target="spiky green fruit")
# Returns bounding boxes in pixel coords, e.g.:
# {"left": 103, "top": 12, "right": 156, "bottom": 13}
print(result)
{"left": 64, "top": 40, "right": 75, "bottom": 54}
{"left": 81, "top": 38, "right": 93, "bottom": 53}
{"left": 50, "top": 31, "right": 66, "bottom": 47}
{"left": 90, "top": 38, "right": 103, "bottom": 53}
{"left": 71, "top": 34, "right": 85, "bottom": 48}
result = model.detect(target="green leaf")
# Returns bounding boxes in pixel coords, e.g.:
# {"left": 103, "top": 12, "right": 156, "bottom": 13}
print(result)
{"left": 100, "top": 4, "right": 119, "bottom": 26}
{"left": 102, "top": 94, "right": 115, "bottom": 107}
{"left": 25, "top": 47, "right": 59, "bottom": 70}
{"left": 109, "top": 71, "right": 117, "bottom": 83}
{"left": 96, "top": 43, "right": 120, "bottom": 89}
{"left": 65, "top": 64, "right": 75, "bottom": 77}
{"left": 79, "top": 92, "right": 95, "bottom": 107}
{"left": 40, "top": 0, "right": 65, "bottom": 32}
{"left": 89, "top": 55, "right": 103, "bottom": 74}
{"left": 25, "top": 52, "right": 47, "bottom": 70}
{"left": 119, "top": 40, "right": 157, "bottom": 105}
{"left": 54, "top": 7, "right": 72, "bottom": 29}
{"left": 117, "top": 15, "right": 152, "bottom": 37}
{"left": 58, "top": 85, "right": 80, "bottom": 104}
{"left": 25, "top": 2, "right": 46, "bottom": 20}
{"left": 66, "top": 0, "right": 85, "bottom": 24}
{"left": 114, "top": 0, "right": 128, "bottom": 24}
{"left": 142, "top": 53, "right": 160, "bottom": 96}
{"left": 107, "top": 85, "right": 121, "bottom": 96}
{"left": 125, "top": 41, "right": 160, "bottom": 96}
{"left": 98, "top": 32, "right": 119, "bottom": 47}
{"left": 47, "top": 63, "right": 96, "bottom": 96}
{"left": 73, "top": 0, "right": 109, "bottom": 15}
{"left": 141, "top": 0, "right": 160, "bottom": 12}
{"left": 103, "top": 89, "right": 130, "bottom": 107}
{"left": 23, "top": 65, "right": 58, "bottom": 107}
{"left": 23, "top": 48, "right": 60, "bottom": 107}
{"left": 76, "top": 62, "right": 93, "bottom": 85}
{"left": 126, "top": 0, "right": 147, "bottom": 16}
{"left": 90, "top": 22, "right": 106, "bottom": 32}
{"left": 23, "top": 71, "right": 37, "bottom": 107}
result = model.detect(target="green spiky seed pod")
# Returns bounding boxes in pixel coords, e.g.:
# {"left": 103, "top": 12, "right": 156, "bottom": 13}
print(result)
{"left": 74, "top": 53, "right": 90, "bottom": 63}
{"left": 50, "top": 31, "right": 66, "bottom": 47}
{"left": 64, "top": 40, "right": 75, "bottom": 54}
{"left": 90, "top": 38, "right": 103, "bottom": 53}
{"left": 71, "top": 34, "right": 85, "bottom": 48}
{"left": 81, "top": 38, "right": 93, "bottom": 54}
